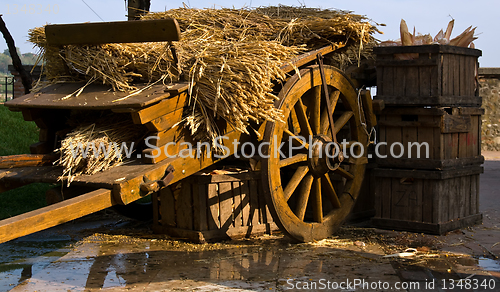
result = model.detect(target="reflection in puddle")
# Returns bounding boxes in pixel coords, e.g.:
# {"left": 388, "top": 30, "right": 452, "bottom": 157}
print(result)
{"left": 477, "top": 257, "right": 500, "bottom": 271}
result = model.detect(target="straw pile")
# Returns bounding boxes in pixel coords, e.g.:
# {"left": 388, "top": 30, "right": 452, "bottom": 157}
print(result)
{"left": 56, "top": 116, "right": 144, "bottom": 185}
{"left": 29, "top": 6, "right": 378, "bottom": 144}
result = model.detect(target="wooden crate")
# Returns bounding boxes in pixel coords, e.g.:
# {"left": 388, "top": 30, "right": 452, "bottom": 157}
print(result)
{"left": 152, "top": 171, "right": 277, "bottom": 243}
{"left": 376, "top": 107, "right": 484, "bottom": 169}
{"left": 371, "top": 166, "right": 483, "bottom": 234}
{"left": 374, "top": 44, "right": 482, "bottom": 107}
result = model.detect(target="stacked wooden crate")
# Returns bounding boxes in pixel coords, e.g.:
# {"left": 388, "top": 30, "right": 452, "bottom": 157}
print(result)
{"left": 371, "top": 44, "right": 484, "bottom": 234}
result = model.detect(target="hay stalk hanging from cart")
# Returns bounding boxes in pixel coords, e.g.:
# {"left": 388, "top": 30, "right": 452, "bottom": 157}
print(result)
{"left": 0, "top": 6, "right": 378, "bottom": 243}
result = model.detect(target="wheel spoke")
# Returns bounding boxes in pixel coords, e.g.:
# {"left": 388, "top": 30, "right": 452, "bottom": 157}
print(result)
{"left": 334, "top": 167, "right": 354, "bottom": 180}
{"left": 294, "top": 98, "right": 313, "bottom": 137}
{"left": 283, "top": 129, "right": 309, "bottom": 150}
{"left": 322, "top": 174, "right": 341, "bottom": 208}
{"left": 312, "top": 177, "right": 323, "bottom": 223}
{"left": 333, "top": 111, "right": 354, "bottom": 135}
{"left": 279, "top": 153, "right": 308, "bottom": 168}
{"left": 294, "top": 174, "right": 314, "bottom": 220}
{"left": 321, "top": 90, "right": 340, "bottom": 135}
{"left": 284, "top": 166, "right": 309, "bottom": 201}
{"left": 312, "top": 86, "right": 321, "bottom": 135}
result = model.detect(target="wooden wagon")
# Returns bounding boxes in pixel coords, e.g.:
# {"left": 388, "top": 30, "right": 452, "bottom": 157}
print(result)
{"left": 0, "top": 19, "right": 376, "bottom": 243}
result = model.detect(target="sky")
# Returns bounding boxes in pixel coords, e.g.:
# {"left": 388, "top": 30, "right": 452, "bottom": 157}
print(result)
{"left": 1, "top": 0, "right": 499, "bottom": 67}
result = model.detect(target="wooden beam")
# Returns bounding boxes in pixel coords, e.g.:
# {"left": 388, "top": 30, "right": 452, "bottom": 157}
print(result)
{"left": 131, "top": 92, "right": 188, "bottom": 124}
{"left": 280, "top": 44, "right": 345, "bottom": 73}
{"left": 45, "top": 19, "right": 181, "bottom": 46}
{"left": 0, "top": 154, "right": 58, "bottom": 169}
{"left": 0, "top": 188, "right": 114, "bottom": 244}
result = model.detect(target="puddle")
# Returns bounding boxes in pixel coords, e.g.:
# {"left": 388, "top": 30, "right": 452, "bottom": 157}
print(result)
{"left": 0, "top": 240, "right": 72, "bottom": 291}
{"left": 477, "top": 257, "right": 500, "bottom": 271}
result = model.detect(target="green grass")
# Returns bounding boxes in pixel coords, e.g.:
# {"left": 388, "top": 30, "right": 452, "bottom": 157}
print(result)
{"left": 0, "top": 105, "right": 54, "bottom": 220}
{"left": 0, "top": 105, "right": 39, "bottom": 155}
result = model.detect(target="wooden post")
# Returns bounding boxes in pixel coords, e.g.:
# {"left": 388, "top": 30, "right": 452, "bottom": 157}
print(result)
{"left": 128, "top": 0, "right": 151, "bottom": 20}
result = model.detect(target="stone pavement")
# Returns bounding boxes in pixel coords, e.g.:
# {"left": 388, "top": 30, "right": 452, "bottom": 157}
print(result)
{"left": 0, "top": 154, "right": 499, "bottom": 291}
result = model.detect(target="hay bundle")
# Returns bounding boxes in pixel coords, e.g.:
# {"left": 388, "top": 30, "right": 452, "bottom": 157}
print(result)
{"left": 29, "top": 6, "right": 378, "bottom": 144}
{"left": 56, "top": 118, "right": 143, "bottom": 185}
{"left": 30, "top": 6, "right": 378, "bottom": 180}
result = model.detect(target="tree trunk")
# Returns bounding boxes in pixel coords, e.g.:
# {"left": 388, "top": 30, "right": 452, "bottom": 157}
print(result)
{"left": 0, "top": 15, "right": 32, "bottom": 95}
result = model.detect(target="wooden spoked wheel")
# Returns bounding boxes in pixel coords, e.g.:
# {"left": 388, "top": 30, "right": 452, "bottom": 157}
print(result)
{"left": 262, "top": 65, "right": 368, "bottom": 242}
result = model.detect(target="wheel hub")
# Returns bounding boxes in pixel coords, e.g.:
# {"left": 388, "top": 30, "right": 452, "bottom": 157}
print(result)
{"left": 308, "top": 134, "right": 343, "bottom": 177}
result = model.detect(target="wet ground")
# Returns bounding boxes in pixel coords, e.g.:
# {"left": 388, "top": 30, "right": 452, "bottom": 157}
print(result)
{"left": 1, "top": 154, "right": 500, "bottom": 291}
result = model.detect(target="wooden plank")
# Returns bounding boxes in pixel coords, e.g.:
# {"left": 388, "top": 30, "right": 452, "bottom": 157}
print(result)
{"left": 233, "top": 181, "right": 242, "bottom": 227}
{"left": 145, "top": 107, "right": 184, "bottom": 132}
{"left": 30, "top": 141, "right": 53, "bottom": 154}
{"left": 131, "top": 92, "right": 187, "bottom": 124}
{"left": 375, "top": 95, "right": 481, "bottom": 107}
{"left": 240, "top": 180, "right": 251, "bottom": 226}
{"left": 419, "top": 65, "right": 431, "bottom": 97}
{"left": 375, "top": 58, "right": 439, "bottom": 67}
{"left": 375, "top": 156, "right": 484, "bottom": 170}
{"left": 448, "top": 178, "right": 457, "bottom": 222}
{"left": 373, "top": 44, "right": 482, "bottom": 56}
{"left": 141, "top": 127, "right": 240, "bottom": 164}
{"left": 391, "top": 178, "right": 406, "bottom": 221}
{"left": 380, "top": 178, "right": 392, "bottom": 219}
{"left": 373, "top": 166, "right": 483, "bottom": 180}
{"left": 164, "top": 82, "right": 192, "bottom": 96}
{"left": 207, "top": 183, "right": 220, "bottom": 229}
{"left": 393, "top": 67, "right": 405, "bottom": 97}
{"left": 438, "top": 179, "right": 449, "bottom": 223}
{"left": 160, "top": 187, "right": 176, "bottom": 227}
{"left": 459, "top": 55, "right": 466, "bottom": 96}
{"left": 0, "top": 154, "right": 58, "bottom": 169}
{"left": 453, "top": 54, "right": 460, "bottom": 96}
{"left": 4, "top": 83, "right": 171, "bottom": 110}
{"left": 376, "top": 65, "right": 384, "bottom": 96}
{"left": 413, "top": 180, "right": 423, "bottom": 222}
{"left": 460, "top": 175, "right": 469, "bottom": 218}
{"left": 176, "top": 182, "right": 193, "bottom": 230}
{"left": 384, "top": 115, "right": 402, "bottom": 160}
{"left": 470, "top": 114, "right": 480, "bottom": 156}
{"left": 382, "top": 66, "right": 394, "bottom": 97}
{"left": 280, "top": 44, "right": 339, "bottom": 73}
{"left": 417, "top": 116, "right": 434, "bottom": 160}
{"left": 422, "top": 178, "right": 433, "bottom": 223}
{"left": 441, "top": 54, "right": 450, "bottom": 96}
{"left": 45, "top": 19, "right": 181, "bottom": 46}
{"left": 405, "top": 66, "right": 419, "bottom": 96}
{"left": 470, "top": 174, "right": 478, "bottom": 215}
{"left": 451, "top": 133, "right": 459, "bottom": 159}
{"left": 378, "top": 120, "right": 440, "bottom": 128}
{"left": 460, "top": 107, "right": 484, "bottom": 115}
{"left": 441, "top": 114, "right": 471, "bottom": 133}
{"left": 458, "top": 132, "right": 468, "bottom": 159}
{"left": 377, "top": 114, "right": 386, "bottom": 157}
{"left": 431, "top": 53, "right": 440, "bottom": 97}
{"left": 192, "top": 183, "right": 208, "bottom": 231}
{"left": 147, "top": 126, "right": 192, "bottom": 147}
{"left": 0, "top": 188, "right": 113, "bottom": 244}
{"left": 218, "top": 182, "right": 234, "bottom": 229}
{"left": 403, "top": 126, "right": 418, "bottom": 159}
{"left": 249, "top": 179, "right": 260, "bottom": 226}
